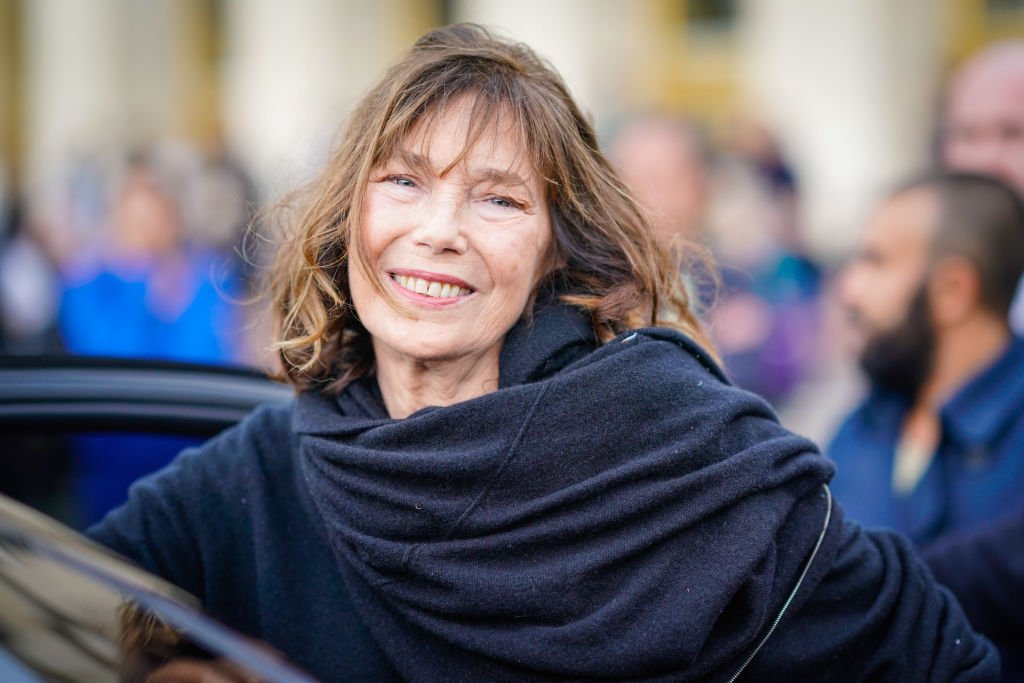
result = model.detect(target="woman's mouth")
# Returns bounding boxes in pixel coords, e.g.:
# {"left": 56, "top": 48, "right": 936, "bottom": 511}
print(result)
{"left": 391, "top": 273, "right": 474, "bottom": 299}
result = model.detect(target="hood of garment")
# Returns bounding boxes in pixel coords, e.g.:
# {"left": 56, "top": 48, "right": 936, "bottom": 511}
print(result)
{"left": 295, "top": 292, "right": 836, "bottom": 681}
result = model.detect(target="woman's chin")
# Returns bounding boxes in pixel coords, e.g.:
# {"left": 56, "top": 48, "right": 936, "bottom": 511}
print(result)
{"left": 378, "top": 335, "right": 494, "bottom": 366}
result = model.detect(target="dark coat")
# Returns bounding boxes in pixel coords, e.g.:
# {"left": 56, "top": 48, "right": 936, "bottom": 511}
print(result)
{"left": 924, "top": 505, "right": 1024, "bottom": 681}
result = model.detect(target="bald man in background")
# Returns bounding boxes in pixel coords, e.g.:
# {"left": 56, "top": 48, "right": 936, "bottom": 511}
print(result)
{"left": 942, "top": 41, "right": 1024, "bottom": 333}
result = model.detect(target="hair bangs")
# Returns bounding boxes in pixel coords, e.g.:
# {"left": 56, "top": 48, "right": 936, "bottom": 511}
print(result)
{"left": 373, "top": 78, "right": 538, "bottom": 195}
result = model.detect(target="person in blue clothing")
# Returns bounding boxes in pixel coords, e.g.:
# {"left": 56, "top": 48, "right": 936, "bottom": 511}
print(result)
{"left": 59, "top": 157, "right": 245, "bottom": 364}
{"left": 58, "top": 155, "right": 247, "bottom": 525}
{"left": 829, "top": 171, "right": 1024, "bottom": 678}
{"left": 830, "top": 171, "right": 1024, "bottom": 542}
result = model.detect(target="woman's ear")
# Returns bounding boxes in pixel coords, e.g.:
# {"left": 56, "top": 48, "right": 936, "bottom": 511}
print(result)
{"left": 927, "top": 255, "right": 981, "bottom": 328}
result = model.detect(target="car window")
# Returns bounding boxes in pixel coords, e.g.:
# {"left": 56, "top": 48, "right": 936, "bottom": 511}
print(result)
{"left": 0, "top": 431, "right": 204, "bottom": 530}
{"left": 0, "top": 494, "right": 319, "bottom": 683}
{"left": 0, "top": 358, "right": 290, "bottom": 530}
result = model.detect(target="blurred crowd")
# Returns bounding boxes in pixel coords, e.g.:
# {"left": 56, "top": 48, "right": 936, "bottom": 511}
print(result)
{"left": 0, "top": 99, "right": 834, "bottom": 420}
{"left": 609, "top": 115, "right": 824, "bottom": 409}
{"left": 0, "top": 138, "right": 258, "bottom": 364}
{"left": 0, "top": 111, "right": 830, "bottom": 410}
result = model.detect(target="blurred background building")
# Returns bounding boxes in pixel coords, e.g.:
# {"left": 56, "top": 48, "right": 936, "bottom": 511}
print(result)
{"left": 3, "top": 1, "right": 1020, "bottom": 250}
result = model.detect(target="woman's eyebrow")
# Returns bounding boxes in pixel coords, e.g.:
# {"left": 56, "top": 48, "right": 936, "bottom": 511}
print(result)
{"left": 394, "top": 148, "right": 532, "bottom": 191}
{"left": 473, "top": 168, "right": 530, "bottom": 189}
{"left": 395, "top": 149, "right": 434, "bottom": 175}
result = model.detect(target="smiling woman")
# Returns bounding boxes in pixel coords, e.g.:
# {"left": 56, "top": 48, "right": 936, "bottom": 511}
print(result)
{"left": 266, "top": 23, "right": 708, "bottom": 401}
{"left": 350, "top": 98, "right": 556, "bottom": 417}
{"left": 85, "top": 23, "right": 999, "bottom": 683}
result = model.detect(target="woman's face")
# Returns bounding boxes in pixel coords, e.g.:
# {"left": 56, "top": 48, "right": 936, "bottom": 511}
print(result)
{"left": 349, "top": 100, "right": 554, "bottom": 369}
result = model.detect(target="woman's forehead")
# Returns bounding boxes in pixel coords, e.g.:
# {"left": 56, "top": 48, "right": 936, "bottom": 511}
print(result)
{"left": 390, "top": 97, "right": 539, "bottom": 180}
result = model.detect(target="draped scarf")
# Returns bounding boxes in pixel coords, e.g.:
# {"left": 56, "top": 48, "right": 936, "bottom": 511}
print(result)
{"left": 296, "top": 298, "right": 836, "bottom": 681}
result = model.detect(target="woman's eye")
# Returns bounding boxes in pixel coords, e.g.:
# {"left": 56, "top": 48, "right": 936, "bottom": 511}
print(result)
{"left": 488, "top": 196, "right": 521, "bottom": 209}
{"left": 386, "top": 175, "right": 416, "bottom": 188}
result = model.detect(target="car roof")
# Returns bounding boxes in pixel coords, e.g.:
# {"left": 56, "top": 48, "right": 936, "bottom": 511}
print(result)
{"left": 0, "top": 355, "right": 292, "bottom": 436}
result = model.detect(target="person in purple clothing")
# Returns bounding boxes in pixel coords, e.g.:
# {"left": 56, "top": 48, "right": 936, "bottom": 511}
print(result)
{"left": 609, "top": 116, "right": 822, "bottom": 406}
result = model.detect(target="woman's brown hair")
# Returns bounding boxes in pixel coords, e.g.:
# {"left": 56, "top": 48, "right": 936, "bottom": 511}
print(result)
{"left": 267, "top": 23, "right": 713, "bottom": 392}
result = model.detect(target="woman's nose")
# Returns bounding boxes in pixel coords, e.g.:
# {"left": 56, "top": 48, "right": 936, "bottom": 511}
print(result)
{"left": 414, "top": 195, "right": 468, "bottom": 254}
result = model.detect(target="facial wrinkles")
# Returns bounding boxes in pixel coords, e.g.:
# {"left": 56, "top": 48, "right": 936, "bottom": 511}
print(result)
{"left": 366, "top": 165, "right": 539, "bottom": 311}
{"left": 349, "top": 103, "right": 556, "bottom": 420}
{"left": 401, "top": 134, "right": 538, "bottom": 209}
{"left": 354, "top": 100, "right": 552, "bottom": 351}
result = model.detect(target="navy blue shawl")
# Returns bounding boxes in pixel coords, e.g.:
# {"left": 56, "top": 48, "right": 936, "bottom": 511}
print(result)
{"left": 295, "top": 299, "right": 995, "bottom": 681}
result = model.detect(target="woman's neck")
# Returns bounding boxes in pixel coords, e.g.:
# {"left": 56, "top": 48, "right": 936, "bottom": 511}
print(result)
{"left": 373, "top": 342, "right": 502, "bottom": 419}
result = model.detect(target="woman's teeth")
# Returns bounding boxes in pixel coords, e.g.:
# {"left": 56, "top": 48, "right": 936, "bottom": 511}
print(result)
{"left": 392, "top": 274, "right": 472, "bottom": 298}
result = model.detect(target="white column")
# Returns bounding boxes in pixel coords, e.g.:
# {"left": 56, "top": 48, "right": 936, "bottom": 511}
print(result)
{"left": 0, "top": 0, "right": 15, "bottom": 182}
{"left": 23, "top": 0, "right": 126, "bottom": 195}
{"left": 739, "top": 0, "right": 946, "bottom": 258}
{"left": 452, "top": 0, "right": 639, "bottom": 128}
{"left": 220, "top": 0, "right": 420, "bottom": 199}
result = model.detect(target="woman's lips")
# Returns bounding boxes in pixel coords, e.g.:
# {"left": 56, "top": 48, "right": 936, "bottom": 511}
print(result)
{"left": 389, "top": 270, "right": 475, "bottom": 300}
